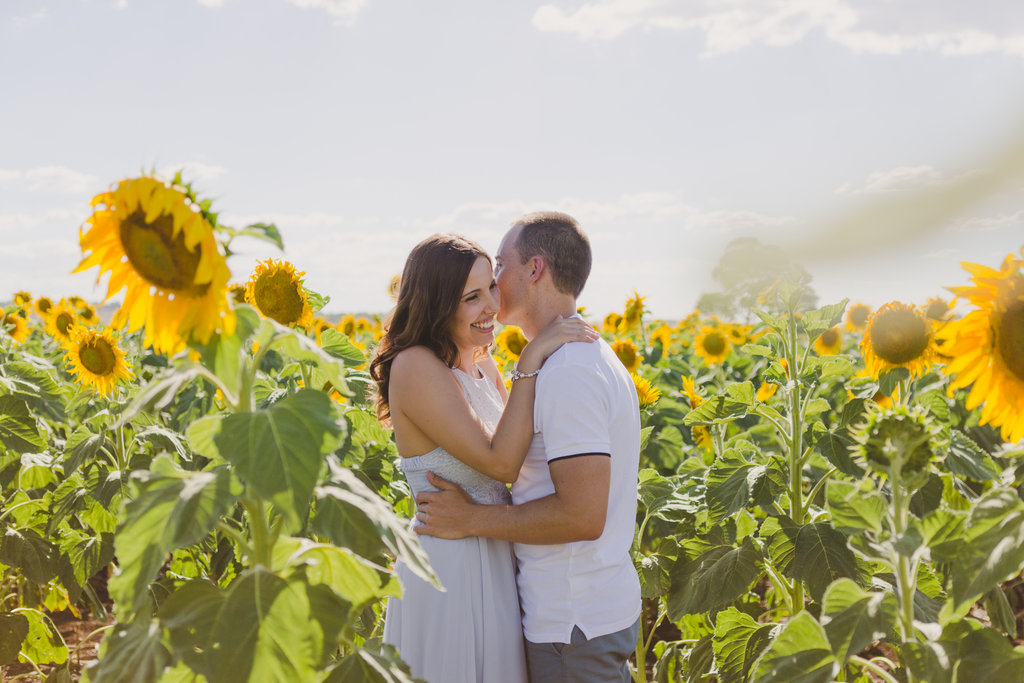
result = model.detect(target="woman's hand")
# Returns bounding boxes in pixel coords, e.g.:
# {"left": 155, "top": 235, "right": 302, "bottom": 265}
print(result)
{"left": 516, "top": 316, "right": 599, "bottom": 372}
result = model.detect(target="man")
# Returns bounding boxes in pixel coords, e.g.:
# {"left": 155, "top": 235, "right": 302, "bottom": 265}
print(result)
{"left": 415, "top": 211, "right": 642, "bottom": 682}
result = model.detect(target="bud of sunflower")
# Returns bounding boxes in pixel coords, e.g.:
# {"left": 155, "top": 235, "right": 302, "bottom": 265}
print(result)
{"left": 849, "top": 404, "right": 938, "bottom": 489}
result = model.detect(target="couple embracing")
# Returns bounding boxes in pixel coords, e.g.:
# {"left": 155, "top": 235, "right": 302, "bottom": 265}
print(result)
{"left": 369, "top": 212, "right": 642, "bottom": 683}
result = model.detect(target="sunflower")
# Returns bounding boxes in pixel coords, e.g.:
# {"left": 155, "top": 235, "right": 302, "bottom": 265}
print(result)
{"left": 75, "top": 176, "right": 235, "bottom": 354}
{"left": 632, "top": 373, "right": 662, "bottom": 409}
{"left": 681, "top": 376, "right": 703, "bottom": 409}
{"left": 13, "top": 291, "right": 32, "bottom": 308}
{"left": 691, "top": 425, "right": 714, "bottom": 450}
{"left": 77, "top": 303, "right": 100, "bottom": 327}
{"left": 387, "top": 274, "right": 401, "bottom": 301}
{"left": 939, "top": 254, "right": 1024, "bottom": 443}
{"left": 845, "top": 303, "right": 872, "bottom": 332}
{"left": 603, "top": 312, "right": 623, "bottom": 334}
{"left": 650, "top": 324, "right": 674, "bottom": 352}
{"left": 338, "top": 313, "right": 357, "bottom": 337}
{"left": 2, "top": 312, "right": 29, "bottom": 344}
{"left": 45, "top": 299, "right": 78, "bottom": 343}
{"left": 813, "top": 326, "right": 843, "bottom": 356}
{"left": 228, "top": 283, "right": 247, "bottom": 305}
{"left": 861, "top": 302, "right": 936, "bottom": 380}
{"left": 310, "top": 317, "right": 334, "bottom": 343}
{"left": 34, "top": 296, "right": 54, "bottom": 318}
{"left": 924, "top": 297, "right": 951, "bottom": 324}
{"left": 695, "top": 326, "right": 730, "bottom": 365}
{"left": 244, "top": 259, "right": 313, "bottom": 328}
{"left": 757, "top": 382, "right": 778, "bottom": 402}
{"left": 63, "top": 326, "right": 134, "bottom": 395}
{"left": 496, "top": 326, "right": 528, "bottom": 361}
{"left": 621, "top": 291, "right": 645, "bottom": 331}
{"left": 611, "top": 339, "right": 640, "bottom": 372}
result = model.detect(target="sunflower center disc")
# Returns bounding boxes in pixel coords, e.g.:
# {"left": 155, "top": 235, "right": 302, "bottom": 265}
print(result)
{"left": 120, "top": 210, "right": 208, "bottom": 296}
{"left": 996, "top": 299, "right": 1024, "bottom": 382}
{"left": 254, "top": 270, "right": 305, "bottom": 325}
{"left": 850, "top": 307, "right": 870, "bottom": 327}
{"left": 870, "top": 309, "right": 930, "bottom": 364}
{"left": 56, "top": 312, "right": 73, "bottom": 335}
{"left": 80, "top": 338, "right": 116, "bottom": 376}
{"left": 703, "top": 332, "right": 726, "bottom": 356}
{"left": 38, "top": 299, "right": 52, "bottom": 314}
{"left": 821, "top": 329, "right": 839, "bottom": 346}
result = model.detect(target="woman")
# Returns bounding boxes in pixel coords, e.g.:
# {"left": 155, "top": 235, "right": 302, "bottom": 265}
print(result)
{"left": 370, "top": 233, "right": 596, "bottom": 683}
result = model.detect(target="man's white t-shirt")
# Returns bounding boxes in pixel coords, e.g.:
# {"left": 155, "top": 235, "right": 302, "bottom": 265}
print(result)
{"left": 511, "top": 338, "right": 642, "bottom": 644}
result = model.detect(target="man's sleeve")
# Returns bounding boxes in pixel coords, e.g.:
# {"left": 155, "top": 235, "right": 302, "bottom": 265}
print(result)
{"left": 536, "top": 364, "right": 611, "bottom": 463}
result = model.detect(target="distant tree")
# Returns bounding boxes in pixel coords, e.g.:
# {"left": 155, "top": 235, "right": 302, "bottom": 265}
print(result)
{"left": 697, "top": 237, "right": 817, "bottom": 319}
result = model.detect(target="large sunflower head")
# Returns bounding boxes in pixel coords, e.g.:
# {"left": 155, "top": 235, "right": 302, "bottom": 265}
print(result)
{"left": 631, "top": 373, "right": 662, "bottom": 409}
{"left": 34, "top": 296, "right": 54, "bottom": 318}
{"left": 695, "top": 326, "right": 730, "bottom": 365}
{"left": 939, "top": 253, "right": 1024, "bottom": 443}
{"left": 611, "top": 339, "right": 640, "bottom": 372}
{"left": 860, "top": 302, "right": 936, "bottom": 380}
{"left": 622, "top": 291, "right": 645, "bottom": 330}
{"left": 603, "top": 312, "right": 623, "bottom": 334}
{"left": 45, "top": 299, "right": 79, "bottom": 343}
{"left": 2, "top": 311, "right": 29, "bottom": 344}
{"left": 813, "top": 326, "right": 843, "bottom": 356}
{"left": 845, "top": 303, "right": 872, "bottom": 331}
{"left": 74, "top": 176, "right": 235, "bottom": 354}
{"left": 244, "top": 259, "right": 313, "bottom": 328}
{"left": 63, "top": 326, "right": 135, "bottom": 395}
{"left": 496, "top": 326, "right": 528, "bottom": 360}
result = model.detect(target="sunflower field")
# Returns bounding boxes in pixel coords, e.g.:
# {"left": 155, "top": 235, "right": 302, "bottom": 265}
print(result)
{"left": 2, "top": 175, "right": 1024, "bottom": 682}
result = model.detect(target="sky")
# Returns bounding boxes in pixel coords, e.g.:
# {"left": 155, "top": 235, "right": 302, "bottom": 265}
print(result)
{"left": 2, "top": 0, "right": 1023, "bottom": 320}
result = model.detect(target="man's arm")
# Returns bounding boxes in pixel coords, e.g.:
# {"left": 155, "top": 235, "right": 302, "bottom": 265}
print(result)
{"left": 415, "top": 454, "right": 610, "bottom": 544}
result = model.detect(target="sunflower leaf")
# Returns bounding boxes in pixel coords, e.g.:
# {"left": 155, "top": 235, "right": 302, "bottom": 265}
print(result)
{"left": 945, "top": 430, "right": 1000, "bottom": 482}
{"left": 750, "top": 612, "right": 838, "bottom": 683}
{"left": 0, "top": 395, "right": 45, "bottom": 454}
{"left": 304, "top": 288, "right": 330, "bottom": 314}
{"left": 800, "top": 299, "right": 849, "bottom": 341}
{"left": 319, "top": 329, "right": 367, "bottom": 366}
{"left": 237, "top": 222, "right": 284, "bottom": 250}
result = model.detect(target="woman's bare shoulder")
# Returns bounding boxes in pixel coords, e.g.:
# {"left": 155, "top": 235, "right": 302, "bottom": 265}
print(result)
{"left": 391, "top": 346, "right": 445, "bottom": 376}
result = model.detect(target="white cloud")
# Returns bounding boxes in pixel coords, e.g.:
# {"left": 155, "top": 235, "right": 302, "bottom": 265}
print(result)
{"left": 20, "top": 166, "right": 98, "bottom": 194}
{"left": 0, "top": 169, "right": 21, "bottom": 184}
{"left": 11, "top": 9, "right": 47, "bottom": 28}
{"left": 948, "top": 208, "right": 1024, "bottom": 233}
{"left": 283, "top": 0, "right": 369, "bottom": 26}
{"left": 836, "top": 165, "right": 946, "bottom": 195}
{"left": 532, "top": 0, "right": 1024, "bottom": 58}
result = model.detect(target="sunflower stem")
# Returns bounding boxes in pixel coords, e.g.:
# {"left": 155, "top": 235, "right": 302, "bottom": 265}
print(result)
{"left": 785, "top": 304, "right": 806, "bottom": 614}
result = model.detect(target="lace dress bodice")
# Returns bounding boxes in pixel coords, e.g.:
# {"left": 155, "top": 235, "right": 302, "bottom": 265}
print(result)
{"left": 399, "top": 366, "right": 512, "bottom": 506}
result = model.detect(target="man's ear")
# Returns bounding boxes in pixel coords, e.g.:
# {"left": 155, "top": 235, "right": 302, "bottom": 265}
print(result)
{"left": 528, "top": 256, "right": 545, "bottom": 283}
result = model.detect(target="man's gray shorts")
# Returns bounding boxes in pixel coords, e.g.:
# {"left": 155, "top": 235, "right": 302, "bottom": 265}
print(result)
{"left": 524, "top": 619, "right": 639, "bottom": 682}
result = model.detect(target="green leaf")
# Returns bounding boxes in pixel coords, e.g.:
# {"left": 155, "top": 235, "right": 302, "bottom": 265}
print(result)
{"left": 820, "top": 579, "right": 897, "bottom": 664}
{"left": 312, "top": 465, "right": 438, "bottom": 587}
{"left": 169, "top": 568, "right": 347, "bottom": 682}
{"left": 269, "top": 326, "right": 350, "bottom": 393}
{"left": 945, "top": 430, "right": 1000, "bottom": 482}
{"left": 712, "top": 607, "right": 775, "bottom": 683}
{"left": 800, "top": 299, "right": 848, "bottom": 341}
{"left": 637, "top": 553, "right": 671, "bottom": 599}
{"left": 803, "top": 398, "right": 831, "bottom": 417}
{"left": 667, "top": 538, "right": 761, "bottom": 619}
{"left": 826, "top": 480, "right": 885, "bottom": 534}
{"left": 59, "top": 531, "right": 115, "bottom": 594}
{"left": 273, "top": 536, "right": 387, "bottom": 608}
{"left": 304, "top": 288, "right": 330, "bottom": 314}
{"left": 0, "top": 612, "right": 29, "bottom": 665}
{"left": 904, "top": 619, "right": 1024, "bottom": 683}
{"left": 983, "top": 586, "right": 1017, "bottom": 637}
{"left": 19, "top": 451, "right": 59, "bottom": 489}
{"left": 187, "top": 389, "right": 343, "bottom": 532}
{"left": 877, "top": 367, "right": 909, "bottom": 397}
{"left": 324, "top": 646, "right": 421, "bottom": 683}
{"left": 319, "top": 329, "right": 367, "bottom": 367}
{"left": 0, "top": 395, "right": 45, "bottom": 453}
{"left": 684, "top": 382, "right": 755, "bottom": 426}
{"left": 705, "top": 450, "right": 764, "bottom": 524}
{"left": 194, "top": 306, "right": 260, "bottom": 395}
{"left": 110, "top": 458, "right": 241, "bottom": 613}
{"left": 788, "top": 522, "right": 862, "bottom": 602}
{"left": 943, "top": 489, "right": 1024, "bottom": 618}
{"left": 158, "top": 580, "right": 224, "bottom": 672}
{"left": 237, "top": 222, "right": 284, "bottom": 250}
{"left": 86, "top": 618, "right": 170, "bottom": 683}
{"left": 62, "top": 425, "right": 106, "bottom": 476}
{"left": 820, "top": 356, "right": 856, "bottom": 379}
{"left": 15, "top": 608, "right": 67, "bottom": 667}
{"left": 1, "top": 528, "right": 59, "bottom": 585}
{"left": 3, "top": 361, "right": 65, "bottom": 422}
{"left": 750, "top": 611, "right": 838, "bottom": 683}
{"left": 759, "top": 515, "right": 799, "bottom": 573}
{"left": 120, "top": 367, "right": 203, "bottom": 423}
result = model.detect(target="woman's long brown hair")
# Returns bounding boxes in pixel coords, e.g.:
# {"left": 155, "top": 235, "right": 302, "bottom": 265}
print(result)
{"left": 369, "top": 233, "right": 490, "bottom": 424}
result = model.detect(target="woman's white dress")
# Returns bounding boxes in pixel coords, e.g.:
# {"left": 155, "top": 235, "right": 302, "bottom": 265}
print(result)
{"left": 383, "top": 367, "right": 527, "bottom": 683}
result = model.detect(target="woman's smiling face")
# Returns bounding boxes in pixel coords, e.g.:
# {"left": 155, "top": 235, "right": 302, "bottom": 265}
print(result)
{"left": 449, "top": 255, "right": 500, "bottom": 353}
